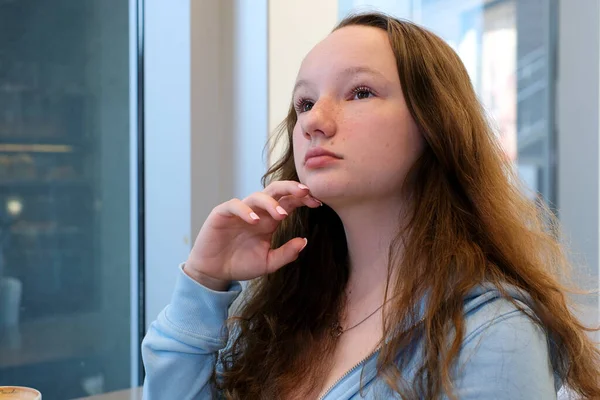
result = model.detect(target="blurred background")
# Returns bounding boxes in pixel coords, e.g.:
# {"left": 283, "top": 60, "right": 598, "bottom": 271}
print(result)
{"left": 0, "top": 0, "right": 597, "bottom": 398}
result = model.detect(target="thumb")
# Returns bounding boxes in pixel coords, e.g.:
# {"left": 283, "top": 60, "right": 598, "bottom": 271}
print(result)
{"left": 265, "top": 237, "right": 308, "bottom": 273}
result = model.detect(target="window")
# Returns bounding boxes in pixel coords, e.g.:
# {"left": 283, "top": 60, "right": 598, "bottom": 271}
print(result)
{"left": 0, "top": 0, "right": 140, "bottom": 397}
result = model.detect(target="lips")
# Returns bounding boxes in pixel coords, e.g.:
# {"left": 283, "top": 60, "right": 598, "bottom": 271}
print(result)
{"left": 304, "top": 147, "right": 342, "bottom": 169}
{"left": 304, "top": 147, "right": 342, "bottom": 163}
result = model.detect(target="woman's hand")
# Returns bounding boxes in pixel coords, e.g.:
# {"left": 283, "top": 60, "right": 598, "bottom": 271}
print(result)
{"left": 184, "top": 181, "right": 321, "bottom": 291}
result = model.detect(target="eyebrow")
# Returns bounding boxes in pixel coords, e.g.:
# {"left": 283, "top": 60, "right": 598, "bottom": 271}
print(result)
{"left": 292, "top": 66, "right": 388, "bottom": 97}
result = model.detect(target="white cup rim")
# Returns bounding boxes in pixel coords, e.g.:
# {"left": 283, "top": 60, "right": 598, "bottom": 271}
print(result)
{"left": 0, "top": 386, "right": 41, "bottom": 399}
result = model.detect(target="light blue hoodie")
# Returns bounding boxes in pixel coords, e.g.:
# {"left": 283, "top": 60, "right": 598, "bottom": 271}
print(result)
{"left": 141, "top": 265, "right": 561, "bottom": 399}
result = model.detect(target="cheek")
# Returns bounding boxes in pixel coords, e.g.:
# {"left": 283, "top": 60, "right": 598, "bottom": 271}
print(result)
{"left": 348, "top": 109, "right": 423, "bottom": 168}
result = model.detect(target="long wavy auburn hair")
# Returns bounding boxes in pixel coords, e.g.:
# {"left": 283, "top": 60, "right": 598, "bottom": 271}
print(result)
{"left": 212, "top": 12, "right": 600, "bottom": 399}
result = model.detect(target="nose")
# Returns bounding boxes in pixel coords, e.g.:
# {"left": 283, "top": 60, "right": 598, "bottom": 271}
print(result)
{"left": 299, "top": 99, "right": 337, "bottom": 139}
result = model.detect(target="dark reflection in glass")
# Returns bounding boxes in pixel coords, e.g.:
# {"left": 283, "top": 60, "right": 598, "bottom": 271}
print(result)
{"left": 0, "top": 0, "right": 133, "bottom": 398}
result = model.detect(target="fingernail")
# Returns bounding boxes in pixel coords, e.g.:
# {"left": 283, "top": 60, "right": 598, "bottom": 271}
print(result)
{"left": 298, "top": 184, "right": 309, "bottom": 190}
{"left": 250, "top": 212, "right": 260, "bottom": 220}
{"left": 276, "top": 206, "right": 288, "bottom": 215}
{"left": 313, "top": 198, "right": 323, "bottom": 206}
{"left": 300, "top": 238, "right": 308, "bottom": 252}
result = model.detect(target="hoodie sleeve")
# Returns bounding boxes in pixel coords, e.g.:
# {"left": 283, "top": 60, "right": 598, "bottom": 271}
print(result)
{"left": 451, "top": 298, "right": 558, "bottom": 400}
{"left": 141, "top": 264, "right": 242, "bottom": 400}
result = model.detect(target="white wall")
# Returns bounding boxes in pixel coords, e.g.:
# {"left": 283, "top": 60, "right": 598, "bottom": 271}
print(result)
{"left": 189, "top": 0, "right": 233, "bottom": 237}
{"left": 557, "top": 0, "right": 599, "bottom": 275}
{"left": 556, "top": 0, "right": 600, "bottom": 329}
{"left": 232, "top": 0, "right": 269, "bottom": 199}
{"left": 144, "top": 0, "right": 192, "bottom": 324}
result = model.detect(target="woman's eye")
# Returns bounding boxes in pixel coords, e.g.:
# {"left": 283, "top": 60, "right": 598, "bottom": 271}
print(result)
{"left": 352, "top": 87, "right": 374, "bottom": 100}
{"left": 302, "top": 101, "right": 314, "bottom": 112}
{"left": 296, "top": 100, "right": 314, "bottom": 113}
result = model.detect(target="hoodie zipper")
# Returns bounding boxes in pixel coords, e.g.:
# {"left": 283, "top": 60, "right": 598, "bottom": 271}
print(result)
{"left": 317, "top": 347, "right": 381, "bottom": 400}
{"left": 317, "top": 316, "right": 426, "bottom": 400}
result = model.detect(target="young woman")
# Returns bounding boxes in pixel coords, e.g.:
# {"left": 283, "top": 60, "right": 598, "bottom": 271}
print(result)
{"left": 142, "top": 12, "right": 600, "bottom": 399}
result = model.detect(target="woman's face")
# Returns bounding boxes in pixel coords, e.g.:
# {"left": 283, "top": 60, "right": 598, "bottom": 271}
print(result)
{"left": 292, "top": 25, "right": 424, "bottom": 206}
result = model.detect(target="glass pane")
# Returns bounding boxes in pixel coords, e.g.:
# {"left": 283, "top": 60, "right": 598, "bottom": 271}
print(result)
{"left": 0, "top": 0, "right": 134, "bottom": 398}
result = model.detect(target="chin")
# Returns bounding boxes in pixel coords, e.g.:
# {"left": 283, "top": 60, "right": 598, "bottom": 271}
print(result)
{"left": 299, "top": 166, "right": 359, "bottom": 202}
{"left": 301, "top": 177, "right": 350, "bottom": 204}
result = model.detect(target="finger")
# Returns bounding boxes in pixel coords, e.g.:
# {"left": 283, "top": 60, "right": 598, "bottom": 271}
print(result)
{"left": 215, "top": 198, "right": 262, "bottom": 224}
{"left": 278, "top": 194, "right": 322, "bottom": 213}
{"left": 243, "top": 192, "right": 290, "bottom": 221}
{"left": 265, "top": 237, "right": 308, "bottom": 273}
{"left": 263, "top": 180, "right": 312, "bottom": 201}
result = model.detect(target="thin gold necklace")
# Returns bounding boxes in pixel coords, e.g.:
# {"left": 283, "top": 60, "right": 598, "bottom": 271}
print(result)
{"left": 330, "top": 302, "right": 386, "bottom": 338}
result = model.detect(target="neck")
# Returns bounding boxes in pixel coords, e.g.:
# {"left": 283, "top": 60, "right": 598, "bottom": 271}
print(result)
{"left": 330, "top": 196, "right": 407, "bottom": 305}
